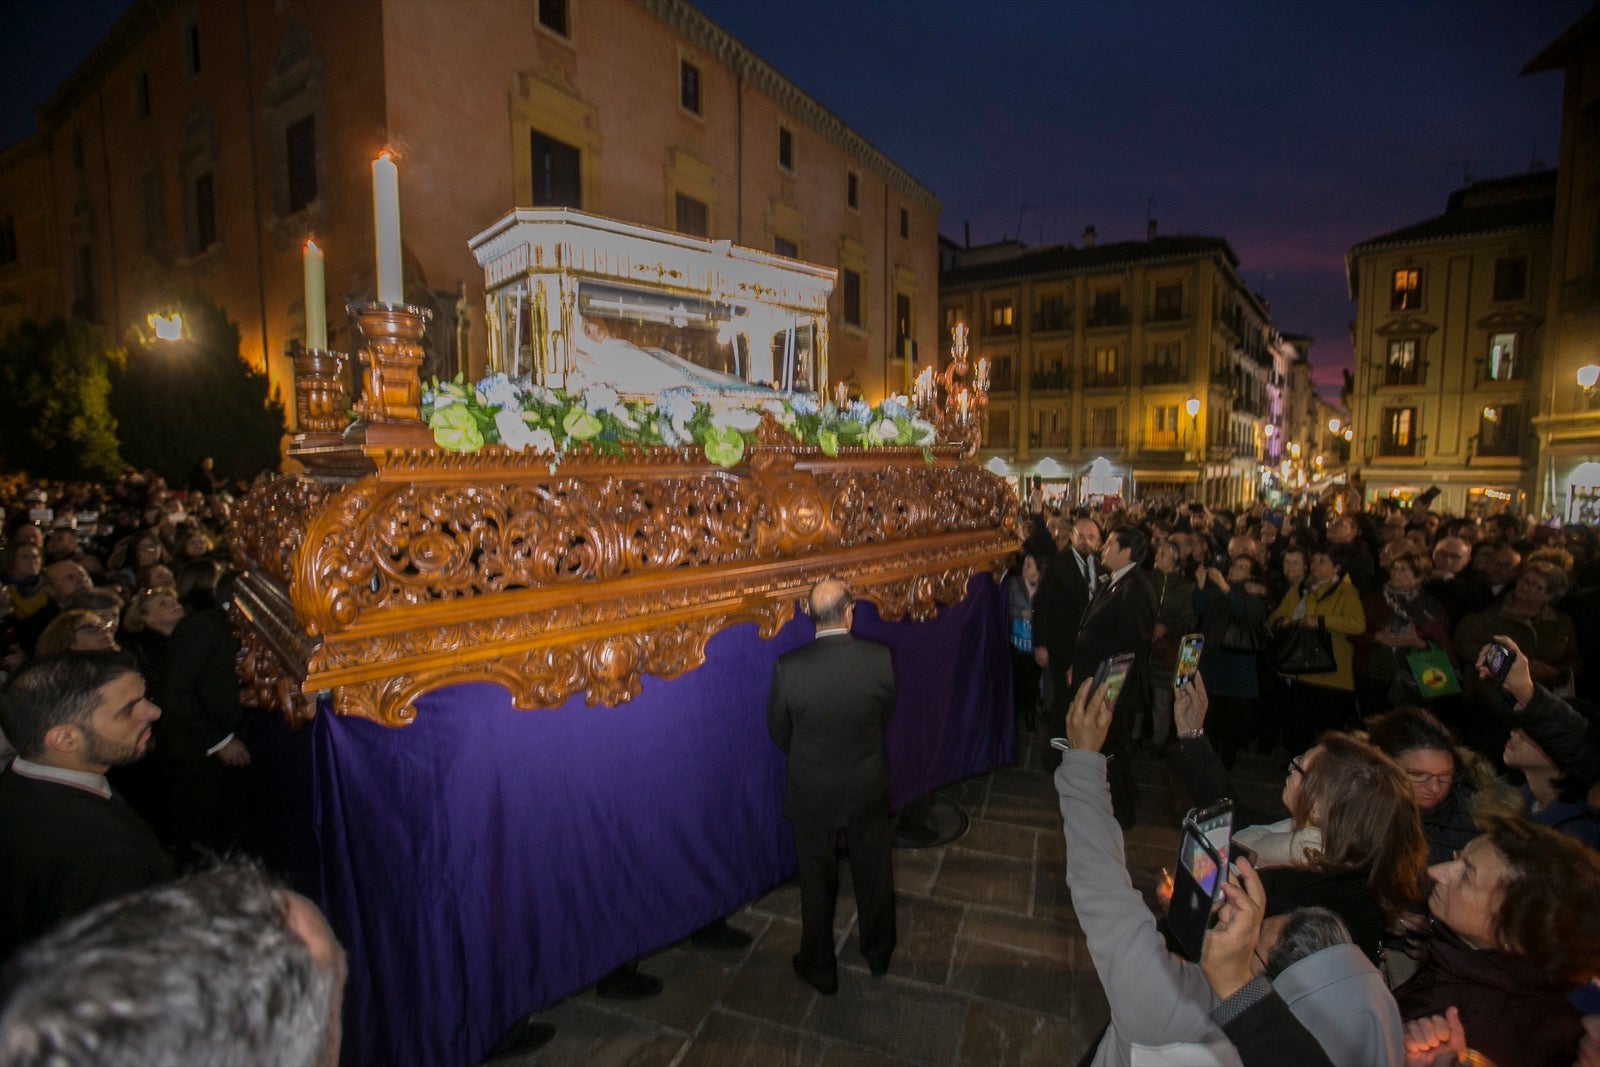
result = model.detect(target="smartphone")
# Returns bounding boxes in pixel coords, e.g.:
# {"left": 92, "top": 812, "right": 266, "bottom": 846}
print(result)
{"left": 1174, "top": 633, "right": 1204, "bottom": 690}
{"left": 1092, "top": 653, "right": 1136, "bottom": 710}
{"left": 1169, "top": 801, "right": 1235, "bottom": 960}
{"left": 1483, "top": 641, "right": 1517, "bottom": 683}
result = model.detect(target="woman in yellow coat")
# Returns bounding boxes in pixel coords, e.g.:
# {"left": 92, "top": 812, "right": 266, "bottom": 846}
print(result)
{"left": 1268, "top": 546, "right": 1367, "bottom": 753}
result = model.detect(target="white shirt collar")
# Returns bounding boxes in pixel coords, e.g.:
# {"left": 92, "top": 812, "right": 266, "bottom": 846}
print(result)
{"left": 1108, "top": 561, "right": 1137, "bottom": 585}
{"left": 815, "top": 626, "right": 852, "bottom": 638}
{"left": 10, "top": 757, "right": 111, "bottom": 800}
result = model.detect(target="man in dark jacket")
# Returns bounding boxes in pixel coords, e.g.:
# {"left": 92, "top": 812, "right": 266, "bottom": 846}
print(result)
{"left": 1069, "top": 525, "right": 1157, "bottom": 828}
{"left": 0, "top": 652, "right": 174, "bottom": 961}
{"left": 767, "top": 579, "right": 897, "bottom": 994}
{"left": 1031, "top": 516, "right": 1102, "bottom": 714}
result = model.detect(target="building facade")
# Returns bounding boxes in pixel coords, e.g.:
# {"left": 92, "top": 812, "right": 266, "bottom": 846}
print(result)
{"left": 0, "top": 0, "right": 939, "bottom": 423}
{"left": 939, "top": 225, "right": 1293, "bottom": 508}
{"left": 1345, "top": 172, "right": 1555, "bottom": 516}
{"left": 1526, "top": 11, "right": 1600, "bottom": 524}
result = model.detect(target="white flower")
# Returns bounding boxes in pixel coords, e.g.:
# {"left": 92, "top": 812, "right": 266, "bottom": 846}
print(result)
{"left": 869, "top": 418, "right": 900, "bottom": 443}
{"left": 429, "top": 391, "right": 462, "bottom": 409}
{"left": 710, "top": 404, "right": 762, "bottom": 432}
{"left": 761, "top": 399, "right": 797, "bottom": 428}
{"left": 495, "top": 409, "right": 551, "bottom": 452}
{"left": 529, "top": 427, "right": 557, "bottom": 454}
{"left": 525, "top": 383, "right": 559, "bottom": 405}
{"left": 580, "top": 384, "right": 622, "bottom": 416}
{"left": 910, "top": 418, "right": 938, "bottom": 446}
{"left": 479, "top": 373, "right": 521, "bottom": 410}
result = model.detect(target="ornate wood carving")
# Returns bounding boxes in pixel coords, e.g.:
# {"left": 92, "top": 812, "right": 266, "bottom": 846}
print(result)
{"left": 231, "top": 421, "right": 1021, "bottom": 729}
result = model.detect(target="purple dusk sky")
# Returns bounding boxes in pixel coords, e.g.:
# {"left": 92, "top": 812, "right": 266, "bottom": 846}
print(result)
{"left": 2, "top": 0, "right": 1585, "bottom": 400}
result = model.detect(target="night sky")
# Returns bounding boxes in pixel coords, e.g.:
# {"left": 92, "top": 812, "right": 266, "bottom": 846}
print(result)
{"left": 2, "top": 0, "right": 1586, "bottom": 398}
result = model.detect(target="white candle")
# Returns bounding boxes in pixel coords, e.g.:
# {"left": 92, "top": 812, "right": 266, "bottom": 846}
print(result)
{"left": 372, "top": 152, "right": 403, "bottom": 304}
{"left": 303, "top": 239, "right": 327, "bottom": 349}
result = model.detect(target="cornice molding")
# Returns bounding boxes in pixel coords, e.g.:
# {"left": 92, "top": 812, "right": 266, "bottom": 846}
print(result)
{"left": 639, "top": 0, "right": 941, "bottom": 214}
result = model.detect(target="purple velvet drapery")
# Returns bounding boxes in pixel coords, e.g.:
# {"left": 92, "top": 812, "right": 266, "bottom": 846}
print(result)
{"left": 254, "top": 574, "right": 1012, "bottom": 1066}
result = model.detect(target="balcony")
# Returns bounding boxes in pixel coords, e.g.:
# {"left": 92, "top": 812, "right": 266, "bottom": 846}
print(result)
{"left": 1083, "top": 369, "right": 1126, "bottom": 389}
{"left": 1085, "top": 305, "right": 1131, "bottom": 329}
{"left": 987, "top": 372, "right": 1016, "bottom": 393}
{"left": 1142, "top": 362, "right": 1188, "bottom": 386}
{"left": 1378, "top": 440, "right": 1418, "bottom": 458}
{"left": 1031, "top": 309, "right": 1070, "bottom": 332}
{"left": 1029, "top": 431, "right": 1070, "bottom": 449}
{"left": 1149, "top": 306, "right": 1185, "bottom": 323}
{"left": 1030, "top": 367, "right": 1071, "bottom": 391}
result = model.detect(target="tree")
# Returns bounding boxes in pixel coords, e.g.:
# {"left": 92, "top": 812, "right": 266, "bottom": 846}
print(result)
{"left": 110, "top": 294, "right": 285, "bottom": 484}
{"left": 0, "top": 317, "right": 123, "bottom": 478}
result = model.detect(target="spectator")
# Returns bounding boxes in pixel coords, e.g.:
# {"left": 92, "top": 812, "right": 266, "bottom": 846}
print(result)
{"left": 1353, "top": 547, "right": 1452, "bottom": 720}
{"left": 1006, "top": 554, "right": 1043, "bottom": 730}
{"left": 1470, "top": 541, "right": 1521, "bottom": 601}
{"left": 1141, "top": 539, "right": 1196, "bottom": 752}
{"left": 1268, "top": 548, "right": 1366, "bottom": 751}
{"left": 16, "top": 560, "right": 93, "bottom": 654}
{"left": 0, "top": 861, "right": 345, "bottom": 1067}
{"left": 1395, "top": 818, "right": 1600, "bottom": 1067}
{"left": 2, "top": 544, "right": 47, "bottom": 622}
{"left": 0, "top": 652, "right": 174, "bottom": 961}
{"left": 1192, "top": 556, "right": 1268, "bottom": 768}
{"left": 35, "top": 608, "right": 118, "bottom": 657}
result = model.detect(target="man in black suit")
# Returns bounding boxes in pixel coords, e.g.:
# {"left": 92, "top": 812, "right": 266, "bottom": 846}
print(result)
{"left": 1068, "top": 525, "right": 1158, "bottom": 828}
{"left": 1031, "top": 516, "right": 1103, "bottom": 713}
{"left": 767, "top": 578, "right": 897, "bottom": 994}
{"left": 0, "top": 651, "right": 174, "bottom": 961}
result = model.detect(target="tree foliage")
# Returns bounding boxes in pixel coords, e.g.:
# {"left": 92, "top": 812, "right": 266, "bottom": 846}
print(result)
{"left": 0, "top": 316, "right": 124, "bottom": 478}
{"left": 110, "top": 294, "right": 286, "bottom": 484}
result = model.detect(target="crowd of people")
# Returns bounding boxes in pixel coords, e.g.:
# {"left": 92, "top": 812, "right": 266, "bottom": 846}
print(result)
{"left": 1008, "top": 490, "right": 1600, "bottom": 1065}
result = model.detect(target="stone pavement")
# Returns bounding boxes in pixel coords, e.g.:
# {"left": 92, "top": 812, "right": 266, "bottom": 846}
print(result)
{"left": 503, "top": 726, "right": 1286, "bottom": 1067}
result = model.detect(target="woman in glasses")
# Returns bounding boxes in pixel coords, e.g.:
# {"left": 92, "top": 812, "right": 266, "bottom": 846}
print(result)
{"left": 1366, "top": 706, "right": 1518, "bottom": 865}
{"left": 34, "top": 608, "right": 118, "bottom": 656}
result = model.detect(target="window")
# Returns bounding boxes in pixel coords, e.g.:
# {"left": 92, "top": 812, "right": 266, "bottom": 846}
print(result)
{"left": 942, "top": 305, "right": 961, "bottom": 332}
{"left": 529, "top": 129, "right": 581, "bottom": 208}
{"left": 537, "top": 0, "right": 569, "bottom": 36}
{"left": 285, "top": 115, "right": 317, "bottom": 214}
{"left": 1088, "top": 286, "right": 1125, "bottom": 326}
{"left": 140, "top": 171, "right": 162, "bottom": 250}
{"left": 1385, "top": 338, "right": 1421, "bottom": 386}
{"left": 986, "top": 300, "right": 1015, "bottom": 335}
{"left": 841, "top": 268, "right": 863, "bottom": 327}
{"left": 1477, "top": 404, "right": 1522, "bottom": 457}
{"left": 1380, "top": 406, "right": 1417, "bottom": 456}
{"left": 1032, "top": 408, "right": 1065, "bottom": 448}
{"left": 778, "top": 126, "right": 793, "bottom": 171}
{"left": 1487, "top": 333, "right": 1519, "bottom": 381}
{"left": 988, "top": 355, "right": 1012, "bottom": 390}
{"left": 1493, "top": 256, "right": 1527, "bottom": 302}
{"left": 135, "top": 71, "right": 150, "bottom": 118}
{"left": 0, "top": 215, "right": 15, "bottom": 266}
{"left": 1153, "top": 283, "right": 1183, "bottom": 320}
{"left": 679, "top": 60, "right": 701, "bottom": 115}
{"left": 773, "top": 235, "right": 798, "bottom": 259}
{"left": 1034, "top": 294, "right": 1066, "bottom": 331}
{"left": 1032, "top": 358, "right": 1068, "bottom": 391}
{"left": 985, "top": 410, "right": 1012, "bottom": 448}
{"left": 899, "top": 208, "right": 909, "bottom": 240}
{"left": 846, "top": 171, "right": 858, "bottom": 210}
{"left": 73, "top": 244, "right": 96, "bottom": 320}
{"left": 1151, "top": 405, "right": 1180, "bottom": 446}
{"left": 674, "top": 193, "right": 708, "bottom": 237}
{"left": 1088, "top": 345, "right": 1121, "bottom": 387}
{"left": 190, "top": 173, "right": 217, "bottom": 254}
{"left": 1391, "top": 268, "right": 1421, "bottom": 310}
{"left": 1148, "top": 341, "right": 1183, "bottom": 384}
{"left": 185, "top": 21, "right": 201, "bottom": 76}
{"left": 1088, "top": 407, "right": 1119, "bottom": 448}
{"left": 894, "top": 293, "right": 912, "bottom": 361}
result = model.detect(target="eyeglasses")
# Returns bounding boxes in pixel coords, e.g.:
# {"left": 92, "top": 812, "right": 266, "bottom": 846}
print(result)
{"left": 1405, "top": 769, "right": 1454, "bottom": 790}
{"left": 1286, "top": 755, "right": 1307, "bottom": 778}
{"left": 76, "top": 620, "right": 116, "bottom": 635}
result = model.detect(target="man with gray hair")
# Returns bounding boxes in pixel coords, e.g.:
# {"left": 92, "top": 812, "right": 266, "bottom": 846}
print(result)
{"left": 767, "top": 578, "right": 897, "bottom": 994}
{"left": 0, "top": 861, "right": 346, "bottom": 1067}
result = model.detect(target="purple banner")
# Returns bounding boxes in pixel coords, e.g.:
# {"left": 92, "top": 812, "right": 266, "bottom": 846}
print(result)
{"left": 253, "top": 574, "right": 1012, "bottom": 1066}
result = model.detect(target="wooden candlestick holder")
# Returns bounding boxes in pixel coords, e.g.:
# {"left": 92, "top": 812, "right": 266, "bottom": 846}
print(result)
{"left": 345, "top": 302, "right": 435, "bottom": 448}
{"left": 292, "top": 347, "right": 350, "bottom": 444}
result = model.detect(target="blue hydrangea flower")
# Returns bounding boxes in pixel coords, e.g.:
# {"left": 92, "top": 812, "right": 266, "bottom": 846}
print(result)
{"left": 478, "top": 373, "right": 521, "bottom": 410}
{"left": 789, "top": 393, "right": 819, "bottom": 417}
{"left": 879, "top": 396, "right": 910, "bottom": 420}
{"left": 846, "top": 400, "right": 873, "bottom": 425}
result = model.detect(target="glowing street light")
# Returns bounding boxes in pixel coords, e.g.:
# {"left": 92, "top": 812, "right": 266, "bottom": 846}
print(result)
{"left": 1343, "top": 428, "right": 1354, "bottom": 441}
{"left": 1263, "top": 424, "right": 1275, "bottom": 437}
{"left": 147, "top": 313, "right": 183, "bottom": 341}
{"left": 1579, "top": 364, "right": 1600, "bottom": 389}
{"left": 1328, "top": 417, "right": 1341, "bottom": 434}
{"left": 1185, "top": 397, "right": 1201, "bottom": 418}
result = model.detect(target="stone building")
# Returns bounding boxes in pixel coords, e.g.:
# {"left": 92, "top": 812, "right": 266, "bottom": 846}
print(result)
{"left": 939, "top": 225, "right": 1293, "bottom": 508}
{"left": 1345, "top": 171, "right": 1554, "bottom": 516}
{"left": 0, "top": 0, "right": 939, "bottom": 421}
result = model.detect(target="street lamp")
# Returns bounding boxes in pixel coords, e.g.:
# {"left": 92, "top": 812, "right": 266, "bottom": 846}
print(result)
{"left": 1185, "top": 397, "right": 1202, "bottom": 502}
{"left": 147, "top": 312, "right": 183, "bottom": 341}
{"left": 1580, "top": 364, "right": 1600, "bottom": 410}
{"left": 1328, "top": 417, "right": 1341, "bottom": 434}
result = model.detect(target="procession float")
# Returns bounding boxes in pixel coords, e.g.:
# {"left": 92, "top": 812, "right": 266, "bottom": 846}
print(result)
{"left": 234, "top": 199, "right": 1019, "bottom": 1065}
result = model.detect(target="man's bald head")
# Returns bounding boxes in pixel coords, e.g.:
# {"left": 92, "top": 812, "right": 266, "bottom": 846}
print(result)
{"left": 1432, "top": 537, "right": 1471, "bottom": 577}
{"left": 809, "top": 579, "right": 853, "bottom": 628}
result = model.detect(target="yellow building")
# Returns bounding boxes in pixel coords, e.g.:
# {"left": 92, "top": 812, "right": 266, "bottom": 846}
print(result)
{"left": 939, "top": 225, "right": 1289, "bottom": 508}
{"left": 1526, "top": 11, "right": 1600, "bottom": 524}
{"left": 0, "top": 0, "right": 939, "bottom": 422}
{"left": 1345, "top": 171, "right": 1554, "bottom": 516}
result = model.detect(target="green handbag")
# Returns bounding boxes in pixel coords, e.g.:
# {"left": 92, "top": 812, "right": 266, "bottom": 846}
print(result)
{"left": 1407, "top": 642, "right": 1460, "bottom": 699}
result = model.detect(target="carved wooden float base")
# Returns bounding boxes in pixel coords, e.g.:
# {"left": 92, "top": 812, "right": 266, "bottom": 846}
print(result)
{"left": 231, "top": 423, "right": 1021, "bottom": 728}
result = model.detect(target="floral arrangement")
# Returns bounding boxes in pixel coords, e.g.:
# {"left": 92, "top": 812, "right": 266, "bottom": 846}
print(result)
{"left": 420, "top": 373, "right": 941, "bottom": 469}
